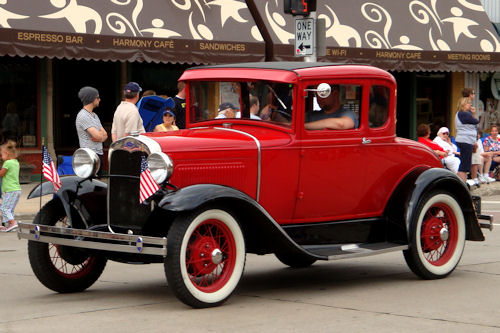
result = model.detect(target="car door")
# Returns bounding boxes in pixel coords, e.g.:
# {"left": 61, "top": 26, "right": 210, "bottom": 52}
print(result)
{"left": 293, "top": 81, "right": 369, "bottom": 223}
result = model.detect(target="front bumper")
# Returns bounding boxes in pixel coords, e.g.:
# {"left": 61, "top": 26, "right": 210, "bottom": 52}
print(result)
{"left": 17, "top": 222, "right": 167, "bottom": 256}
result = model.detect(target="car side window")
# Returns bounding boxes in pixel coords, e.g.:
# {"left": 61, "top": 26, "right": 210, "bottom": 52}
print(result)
{"left": 369, "top": 85, "right": 390, "bottom": 128}
{"left": 305, "top": 84, "right": 361, "bottom": 130}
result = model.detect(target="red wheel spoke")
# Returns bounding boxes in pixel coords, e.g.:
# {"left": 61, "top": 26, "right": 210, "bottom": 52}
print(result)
{"left": 186, "top": 217, "right": 237, "bottom": 292}
{"left": 419, "top": 201, "right": 458, "bottom": 266}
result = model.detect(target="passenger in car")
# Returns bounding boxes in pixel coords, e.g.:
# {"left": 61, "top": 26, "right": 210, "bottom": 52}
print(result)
{"left": 235, "top": 95, "right": 263, "bottom": 120}
{"left": 305, "top": 86, "right": 358, "bottom": 130}
{"left": 248, "top": 95, "right": 262, "bottom": 120}
{"left": 215, "top": 102, "right": 237, "bottom": 119}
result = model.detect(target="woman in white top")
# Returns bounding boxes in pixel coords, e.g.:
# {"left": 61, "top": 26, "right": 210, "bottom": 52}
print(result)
{"left": 433, "top": 127, "right": 460, "bottom": 173}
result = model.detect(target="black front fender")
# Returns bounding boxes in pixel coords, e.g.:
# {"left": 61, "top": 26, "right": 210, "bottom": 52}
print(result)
{"left": 28, "top": 176, "right": 107, "bottom": 227}
{"left": 28, "top": 176, "right": 107, "bottom": 199}
{"left": 158, "top": 184, "right": 326, "bottom": 259}
{"left": 406, "top": 168, "right": 484, "bottom": 241}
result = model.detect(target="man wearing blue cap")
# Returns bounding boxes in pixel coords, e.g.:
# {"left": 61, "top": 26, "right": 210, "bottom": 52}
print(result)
{"left": 111, "top": 82, "right": 145, "bottom": 141}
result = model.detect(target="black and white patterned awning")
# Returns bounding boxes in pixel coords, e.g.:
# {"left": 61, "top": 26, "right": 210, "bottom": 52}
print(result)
{"left": 254, "top": 0, "right": 500, "bottom": 71}
{"left": 0, "top": 0, "right": 265, "bottom": 64}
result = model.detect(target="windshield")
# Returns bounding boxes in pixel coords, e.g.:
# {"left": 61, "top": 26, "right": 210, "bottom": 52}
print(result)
{"left": 188, "top": 80, "right": 294, "bottom": 127}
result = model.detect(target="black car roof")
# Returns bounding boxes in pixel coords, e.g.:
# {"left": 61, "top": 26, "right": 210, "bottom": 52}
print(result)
{"left": 187, "top": 61, "right": 357, "bottom": 72}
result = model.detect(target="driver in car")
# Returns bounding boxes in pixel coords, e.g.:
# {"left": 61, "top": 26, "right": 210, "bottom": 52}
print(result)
{"left": 305, "top": 85, "right": 358, "bottom": 130}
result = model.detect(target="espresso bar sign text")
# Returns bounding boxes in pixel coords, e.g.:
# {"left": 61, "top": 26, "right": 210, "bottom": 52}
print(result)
{"left": 18, "top": 31, "right": 83, "bottom": 44}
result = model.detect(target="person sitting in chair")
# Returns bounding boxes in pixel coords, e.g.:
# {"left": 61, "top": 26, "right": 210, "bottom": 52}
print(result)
{"left": 433, "top": 127, "right": 460, "bottom": 173}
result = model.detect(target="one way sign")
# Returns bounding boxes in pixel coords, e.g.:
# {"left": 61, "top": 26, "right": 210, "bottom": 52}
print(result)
{"left": 295, "top": 18, "right": 314, "bottom": 56}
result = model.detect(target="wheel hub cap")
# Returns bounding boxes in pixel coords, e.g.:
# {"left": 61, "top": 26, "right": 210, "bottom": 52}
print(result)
{"left": 211, "top": 249, "right": 223, "bottom": 264}
{"left": 440, "top": 227, "right": 449, "bottom": 241}
{"left": 422, "top": 217, "right": 446, "bottom": 251}
{"left": 189, "top": 236, "right": 220, "bottom": 275}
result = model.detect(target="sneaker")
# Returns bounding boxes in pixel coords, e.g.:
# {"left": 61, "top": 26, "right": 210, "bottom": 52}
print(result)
{"left": 473, "top": 178, "right": 481, "bottom": 187}
{"left": 486, "top": 175, "right": 496, "bottom": 183}
{"left": 478, "top": 174, "right": 487, "bottom": 184}
{"left": 4, "top": 222, "right": 18, "bottom": 232}
{"left": 466, "top": 179, "right": 476, "bottom": 187}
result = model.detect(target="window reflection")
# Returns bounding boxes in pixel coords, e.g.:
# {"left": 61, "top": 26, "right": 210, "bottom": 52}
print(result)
{"left": 0, "top": 57, "right": 38, "bottom": 147}
{"left": 369, "top": 86, "right": 390, "bottom": 128}
{"left": 189, "top": 81, "right": 293, "bottom": 127}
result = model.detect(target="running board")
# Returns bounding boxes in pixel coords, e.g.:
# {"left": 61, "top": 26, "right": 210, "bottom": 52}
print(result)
{"left": 304, "top": 242, "right": 408, "bottom": 260}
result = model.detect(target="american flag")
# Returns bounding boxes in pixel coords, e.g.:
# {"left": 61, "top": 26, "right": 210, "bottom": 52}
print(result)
{"left": 42, "top": 146, "right": 62, "bottom": 192}
{"left": 139, "top": 156, "right": 159, "bottom": 204}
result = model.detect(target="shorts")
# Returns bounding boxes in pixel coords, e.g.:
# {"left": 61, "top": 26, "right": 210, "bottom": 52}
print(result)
{"left": 471, "top": 151, "right": 481, "bottom": 165}
{"left": 456, "top": 142, "right": 473, "bottom": 172}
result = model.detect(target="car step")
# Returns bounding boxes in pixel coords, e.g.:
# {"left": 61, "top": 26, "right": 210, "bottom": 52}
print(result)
{"left": 303, "top": 242, "right": 408, "bottom": 260}
{"left": 477, "top": 214, "right": 494, "bottom": 231}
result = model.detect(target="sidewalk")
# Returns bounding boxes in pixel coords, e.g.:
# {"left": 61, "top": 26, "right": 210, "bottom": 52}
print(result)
{"left": 16, "top": 182, "right": 52, "bottom": 221}
{"left": 13, "top": 179, "right": 500, "bottom": 222}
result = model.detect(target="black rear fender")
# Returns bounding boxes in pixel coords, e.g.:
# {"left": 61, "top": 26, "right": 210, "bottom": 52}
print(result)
{"left": 386, "top": 168, "right": 484, "bottom": 242}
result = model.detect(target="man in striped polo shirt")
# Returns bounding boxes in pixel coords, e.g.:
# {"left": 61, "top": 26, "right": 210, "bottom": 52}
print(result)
{"left": 75, "top": 86, "right": 108, "bottom": 176}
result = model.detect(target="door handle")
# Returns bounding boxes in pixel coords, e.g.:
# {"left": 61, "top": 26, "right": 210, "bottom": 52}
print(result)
{"left": 362, "top": 137, "right": 372, "bottom": 144}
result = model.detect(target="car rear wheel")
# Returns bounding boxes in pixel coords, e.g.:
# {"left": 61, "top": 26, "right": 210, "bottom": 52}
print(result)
{"left": 165, "top": 208, "right": 246, "bottom": 308}
{"left": 28, "top": 199, "right": 107, "bottom": 293}
{"left": 403, "top": 191, "right": 465, "bottom": 279}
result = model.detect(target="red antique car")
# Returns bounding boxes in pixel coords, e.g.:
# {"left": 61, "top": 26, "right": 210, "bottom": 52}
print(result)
{"left": 19, "top": 62, "right": 492, "bottom": 308}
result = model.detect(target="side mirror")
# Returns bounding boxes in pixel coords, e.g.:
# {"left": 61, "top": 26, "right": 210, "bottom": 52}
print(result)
{"left": 305, "top": 83, "right": 331, "bottom": 98}
{"left": 316, "top": 83, "right": 331, "bottom": 98}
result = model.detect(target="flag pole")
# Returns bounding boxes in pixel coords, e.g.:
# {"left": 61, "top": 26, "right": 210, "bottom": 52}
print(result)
{"left": 40, "top": 137, "right": 44, "bottom": 212}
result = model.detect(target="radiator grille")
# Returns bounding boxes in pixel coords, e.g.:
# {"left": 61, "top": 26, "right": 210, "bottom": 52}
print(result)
{"left": 108, "top": 150, "right": 151, "bottom": 231}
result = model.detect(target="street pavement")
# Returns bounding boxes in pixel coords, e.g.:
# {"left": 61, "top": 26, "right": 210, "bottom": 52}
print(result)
{"left": 1, "top": 181, "right": 500, "bottom": 332}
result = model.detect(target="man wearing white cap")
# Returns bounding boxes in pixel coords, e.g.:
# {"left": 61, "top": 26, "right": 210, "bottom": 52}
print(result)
{"left": 433, "top": 127, "right": 461, "bottom": 173}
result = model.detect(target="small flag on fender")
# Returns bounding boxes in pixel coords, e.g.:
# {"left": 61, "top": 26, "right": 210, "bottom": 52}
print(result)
{"left": 42, "top": 146, "right": 62, "bottom": 192}
{"left": 139, "top": 155, "right": 159, "bottom": 204}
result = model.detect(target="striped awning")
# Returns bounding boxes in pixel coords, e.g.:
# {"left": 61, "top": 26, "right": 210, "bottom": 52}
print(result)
{"left": 0, "top": 0, "right": 265, "bottom": 64}
{"left": 253, "top": 0, "right": 500, "bottom": 72}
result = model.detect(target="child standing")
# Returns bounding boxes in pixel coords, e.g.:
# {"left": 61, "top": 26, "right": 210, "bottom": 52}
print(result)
{"left": 0, "top": 140, "right": 21, "bottom": 232}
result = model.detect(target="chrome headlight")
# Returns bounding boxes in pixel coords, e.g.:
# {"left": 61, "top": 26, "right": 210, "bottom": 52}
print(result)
{"left": 147, "top": 152, "right": 173, "bottom": 184}
{"left": 73, "top": 148, "right": 100, "bottom": 178}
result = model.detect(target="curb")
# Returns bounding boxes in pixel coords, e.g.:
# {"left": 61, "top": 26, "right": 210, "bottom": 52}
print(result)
{"left": 470, "top": 181, "right": 500, "bottom": 197}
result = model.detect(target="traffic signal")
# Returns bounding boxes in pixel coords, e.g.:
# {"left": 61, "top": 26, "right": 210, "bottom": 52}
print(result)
{"left": 284, "top": 0, "right": 316, "bottom": 16}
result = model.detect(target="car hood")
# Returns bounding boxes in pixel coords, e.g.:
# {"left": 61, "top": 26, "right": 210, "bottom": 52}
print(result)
{"left": 145, "top": 125, "right": 292, "bottom": 153}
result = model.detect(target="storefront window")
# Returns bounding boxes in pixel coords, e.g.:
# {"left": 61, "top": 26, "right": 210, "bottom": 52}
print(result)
{"left": 0, "top": 56, "right": 38, "bottom": 147}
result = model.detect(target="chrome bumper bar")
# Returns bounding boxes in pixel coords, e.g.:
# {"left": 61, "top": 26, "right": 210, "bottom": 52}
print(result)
{"left": 17, "top": 222, "right": 167, "bottom": 256}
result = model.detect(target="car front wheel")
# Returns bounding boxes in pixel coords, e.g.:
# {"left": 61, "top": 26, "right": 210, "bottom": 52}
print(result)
{"left": 403, "top": 191, "right": 466, "bottom": 279}
{"left": 28, "top": 199, "right": 107, "bottom": 293}
{"left": 165, "top": 208, "right": 246, "bottom": 308}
